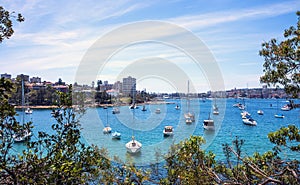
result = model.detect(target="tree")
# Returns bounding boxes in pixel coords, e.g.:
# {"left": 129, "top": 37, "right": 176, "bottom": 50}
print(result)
{"left": 0, "top": 78, "right": 33, "bottom": 184}
{"left": 259, "top": 11, "right": 300, "bottom": 98}
{"left": 0, "top": 6, "right": 24, "bottom": 43}
{"left": 162, "top": 136, "right": 220, "bottom": 184}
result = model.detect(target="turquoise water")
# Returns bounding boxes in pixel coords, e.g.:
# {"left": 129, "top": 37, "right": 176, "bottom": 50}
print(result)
{"left": 14, "top": 98, "right": 300, "bottom": 165}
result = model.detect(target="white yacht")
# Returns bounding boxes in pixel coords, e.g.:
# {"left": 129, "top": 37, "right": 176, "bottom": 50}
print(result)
{"left": 163, "top": 126, "right": 174, "bottom": 137}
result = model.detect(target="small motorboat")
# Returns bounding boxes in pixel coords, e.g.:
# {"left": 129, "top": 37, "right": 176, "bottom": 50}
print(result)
{"left": 112, "top": 131, "right": 121, "bottom": 139}
{"left": 274, "top": 114, "right": 284, "bottom": 118}
{"left": 103, "top": 126, "right": 112, "bottom": 134}
{"left": 257, "top": 110, "right": 264, "bottom": 115}
{"left": 163, "top": 126, "right": 174, "bottom": 137}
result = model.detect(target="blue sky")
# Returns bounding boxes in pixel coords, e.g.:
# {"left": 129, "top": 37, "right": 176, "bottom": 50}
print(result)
{"left": 1, "top": 0, "right": 299, "bottom": 93}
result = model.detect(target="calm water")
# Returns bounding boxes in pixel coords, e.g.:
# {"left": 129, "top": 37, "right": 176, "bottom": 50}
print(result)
{"left": 14, "top": 98, "right": 300, "bottom": 165}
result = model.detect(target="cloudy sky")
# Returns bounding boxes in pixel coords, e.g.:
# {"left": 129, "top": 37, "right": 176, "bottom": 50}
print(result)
{"left": 1, "top": 0, "right": 299, "bottom": 93}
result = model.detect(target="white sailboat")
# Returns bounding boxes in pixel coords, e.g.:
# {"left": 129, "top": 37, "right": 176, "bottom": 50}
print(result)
{"left": 112, "top": 107, "right": 120, "bottom": 114}
{"left": 103, "top": 108, "right": 112, "bottom": 134}
{"left": 213, "top": 98, "right": 219, "bottom": 115}
{"left": 13, "top": 79, "right": 32, "bottom": 142}
{"left": 125, "top": 109, "right": 142, "bottom": 154}
{"left": 275, "top": 99, "right": 284, "bottom": 118}
{"left": 184, "top": 80, "right": 195, "bottom": 123}
{"left": 25, "top": 107, "right": 33, "bottom": 114}
{"left": 112, "top": 131, "right": 121, "bottom": 139}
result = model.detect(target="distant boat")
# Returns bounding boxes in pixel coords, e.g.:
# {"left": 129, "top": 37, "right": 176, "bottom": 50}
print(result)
{"left": 25, "top": 107, "right": 33, "bottom": 114}
{"left": 13, "top": 79, "right": 31, "bottom": 142}
{"left": 141, "top": 105, "right": 147, "bottom": 111}
{"left": 155, "top": 108, "right": 161, "bottom": 114}
{"left": 281, "top": 104, "right": 291, "bottom": 111}
{"left": 213, "top": 99, "right": 219, "bottom": 115}
{"left": 103, "top": 108, "right": 112, "bottom": 134}
{"left": 175, "top": 104, "right": 180, "bottom": 110}
{"left": 241, "top": 112, "right": 257, "bottom": 126}
{"left": 112, "top": 107, "right": 120, "bottom": 114}
{"left": 13, "top": 129, "right": 32, "bottom": 142}
{"left": 275, "top": 114, "right": 284, "bottom": 118}
{"left": 233, "top": 103, "right": 242, "bottom": 107}
{"left": 163, "top": 126, "right": 174, "bottom": 137}
{"left": 203, "top": 113, "right": 214, "bottom": 130}
{"left": 185, "top": 116, "right": 193, "bottom": 124}
{"left": 112, "top": 131, "right": 121, "bottom": 139}
{"left": 129, "top": 103, "right": 137, "bottom": 109}
{"left": 257, "top": 110, "right": 264, "bottom": 115}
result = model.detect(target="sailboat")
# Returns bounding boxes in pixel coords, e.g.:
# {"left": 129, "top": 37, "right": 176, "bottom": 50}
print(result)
{"left": 213, "top": 98, "right": 219, "bottom": 115}
{"left": 112, "top": 107, "right": 120, "bottom": 114}
{"left": 184, "top": 80, "right": 195, "bottom": 123}
{"left": 125, "top": 109, "right": 142, "bottom": 154}
{"left": 112, "top": 94, "right": 121, "bottom": 114}
{"left": 25, "top": 107, "right": 33, "bottom": 114}
{"left": 103, "top": 108, "right": 112, "bottom": 134}
{"left": 112, "top": 131, "right": 121, "bottom": 139}
{"left": 274, "top": 99, "right": 284, "bottom": 118}
{"left": 13, "top": 79, "right": 32, "bottom": 142}
{"left": 141, "top": 104, "right": 147, "bottom": 111}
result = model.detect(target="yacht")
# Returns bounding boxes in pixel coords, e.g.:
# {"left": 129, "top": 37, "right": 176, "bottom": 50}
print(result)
{"left": 203, "top": 113, "right": 214, "bottom": 130}
{"left": 163, "top": 126, "right": 174, "bottom": 137}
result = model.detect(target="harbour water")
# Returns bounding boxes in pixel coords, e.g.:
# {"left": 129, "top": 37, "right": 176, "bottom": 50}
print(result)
{"left": 15, "top": 98, "right": 300, "bottom": 166}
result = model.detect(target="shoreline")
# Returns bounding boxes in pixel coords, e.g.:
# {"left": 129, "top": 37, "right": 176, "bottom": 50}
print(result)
{"left": 14, "top": 101, "right": 176, "bottom": 109}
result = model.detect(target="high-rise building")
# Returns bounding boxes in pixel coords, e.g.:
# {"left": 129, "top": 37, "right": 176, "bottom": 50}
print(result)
{"left": 30, "top": 77, "right": 42, "bottom": 83}
{"left": 113, "top": 81, "right": 122, "bottom": 93}
{"left": 122, "top": 76, "right": 136, "bottom": 97}
{"left": 17, "top": 74, "right": 30, "bottom": 82}
{"left": 1, "top": 73, "right": 11, "bottom": 79}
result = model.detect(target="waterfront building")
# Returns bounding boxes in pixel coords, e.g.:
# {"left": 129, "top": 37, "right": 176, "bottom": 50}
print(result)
{"left": 1, "top": 73, "right": 11, "bottom": 79}
{"left": 122, "top": 76, "right": 136, "bottom": 97}
{"left": 30, "top": 76, "right": 42, "bottom": 83}
{"left": 17, "top": 74, "right": 30, "bottom": 82}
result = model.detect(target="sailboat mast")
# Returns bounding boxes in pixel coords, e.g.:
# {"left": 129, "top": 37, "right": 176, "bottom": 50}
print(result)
{"left": 21, "top": 79, "right": 25, "bottom": 124}
{"left": 187, "top": 80, "right": 190, "bottom": 112}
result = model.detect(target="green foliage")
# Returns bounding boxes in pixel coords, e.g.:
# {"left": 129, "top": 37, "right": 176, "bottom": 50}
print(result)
{"left": 260, "top": 11, "right": 300, "bottom": 97}
{"left": 268, "top": 125, "right": 300, "bottom": 153}
{"left": 162, "top": 136, "right": 219, "bottom": 184}
{"left": 0, "top": 6, "right": 24, "bottom": 43}
{"left": 0, "top": 78, "right": 32, "bottom": 184}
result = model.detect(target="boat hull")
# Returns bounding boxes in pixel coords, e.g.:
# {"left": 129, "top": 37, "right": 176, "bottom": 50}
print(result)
{"left": 125, "top": 140, "right": 142, "bottom": 154}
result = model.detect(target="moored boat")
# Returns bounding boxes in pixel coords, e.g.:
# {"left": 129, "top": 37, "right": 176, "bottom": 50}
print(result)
{"left": 112, "top": 131, "right": 121, "bottom": 139}
{"left": 25, "top": 107, "right": 33, "bottom": 114}
{"left": 257, "top": 110, "right": 264, "bottom": 115}
{"left": 163, "top": 126, "right": 174, "bottom": 137}
{"left": 126, "top": 136, "right": 142, "bottom": 154}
